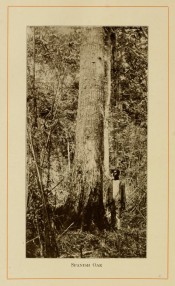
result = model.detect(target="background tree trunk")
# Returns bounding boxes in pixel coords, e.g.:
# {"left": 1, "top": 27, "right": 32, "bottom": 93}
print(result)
{"left": 32, "top": 27, "right": 38, "bottom": 128}
{"left": 73, "top": 27, "right": 106, "bottom": 230}
{"left": 104, "top": 32, "right": 112, "bottom": 177}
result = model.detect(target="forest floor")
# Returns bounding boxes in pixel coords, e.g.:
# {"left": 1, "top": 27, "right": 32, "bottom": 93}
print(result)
{"left": 27, "top": 212, "right": 146, "bottom": 258}
{"left": 57, "top": 227, "right": 146, "bottom": 258}
{"left": 27, "top": 226, "right": 146, "bottom": 258}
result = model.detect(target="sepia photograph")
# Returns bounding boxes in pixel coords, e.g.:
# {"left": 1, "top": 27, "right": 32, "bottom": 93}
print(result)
{"left": 26, "top": 26, "right": 148, "bottom": 259}
{"left": 0, "top": 0, "right": 173, "bottom": 282}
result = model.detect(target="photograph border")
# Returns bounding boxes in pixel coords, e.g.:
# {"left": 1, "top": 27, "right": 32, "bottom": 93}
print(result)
{"left": 6, "top": 5, "right": 170, "bottom": 280}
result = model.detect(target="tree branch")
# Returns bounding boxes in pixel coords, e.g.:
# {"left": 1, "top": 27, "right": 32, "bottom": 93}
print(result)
{"left": 57, "top": 222, "right": 74, "bottom": 239}
{"left": 28, "top": 130, "right": 50, "bottom": 225}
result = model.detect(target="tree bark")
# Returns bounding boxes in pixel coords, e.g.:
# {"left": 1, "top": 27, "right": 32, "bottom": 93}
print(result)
{"left": 73, "top": 27, "right": 106, "bottom": 230}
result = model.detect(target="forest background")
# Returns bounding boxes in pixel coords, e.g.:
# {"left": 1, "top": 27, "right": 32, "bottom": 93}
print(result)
{"left": 26, "top": 26, "right": 148, "bottom": 258}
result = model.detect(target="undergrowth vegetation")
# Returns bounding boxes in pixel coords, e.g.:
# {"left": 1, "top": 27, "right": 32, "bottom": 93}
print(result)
{"left": 26, "top": 26, "right": 147, "bottom": 258}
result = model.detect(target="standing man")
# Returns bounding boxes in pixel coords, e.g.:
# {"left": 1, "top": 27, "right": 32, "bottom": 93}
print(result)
{"left": 112, "top": 169, "right": 126, "bottom": 229}
{"left": 112, "top": 169, "right": 120, "bottom": 199}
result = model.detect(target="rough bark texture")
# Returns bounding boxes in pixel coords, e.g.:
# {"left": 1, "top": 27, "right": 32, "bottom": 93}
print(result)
{"left": 73, "top": 27, "right": 106, "bottom": 230}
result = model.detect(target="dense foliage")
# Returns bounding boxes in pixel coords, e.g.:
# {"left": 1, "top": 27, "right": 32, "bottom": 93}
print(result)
{"left": 26, "top": 26, "right": 147, "bottom": 258}
{"left": 110, "top": 27, "right": 147, "bottom": 228}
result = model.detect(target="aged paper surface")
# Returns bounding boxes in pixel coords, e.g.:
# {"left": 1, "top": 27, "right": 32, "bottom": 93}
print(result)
{"left": 0, "top": 0, "right": 175, "bottom": 285}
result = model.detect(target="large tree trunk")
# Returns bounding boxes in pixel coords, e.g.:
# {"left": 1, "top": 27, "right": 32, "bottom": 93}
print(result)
{"left": 73, "top": 27, "right": 106, "bottom": 230}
